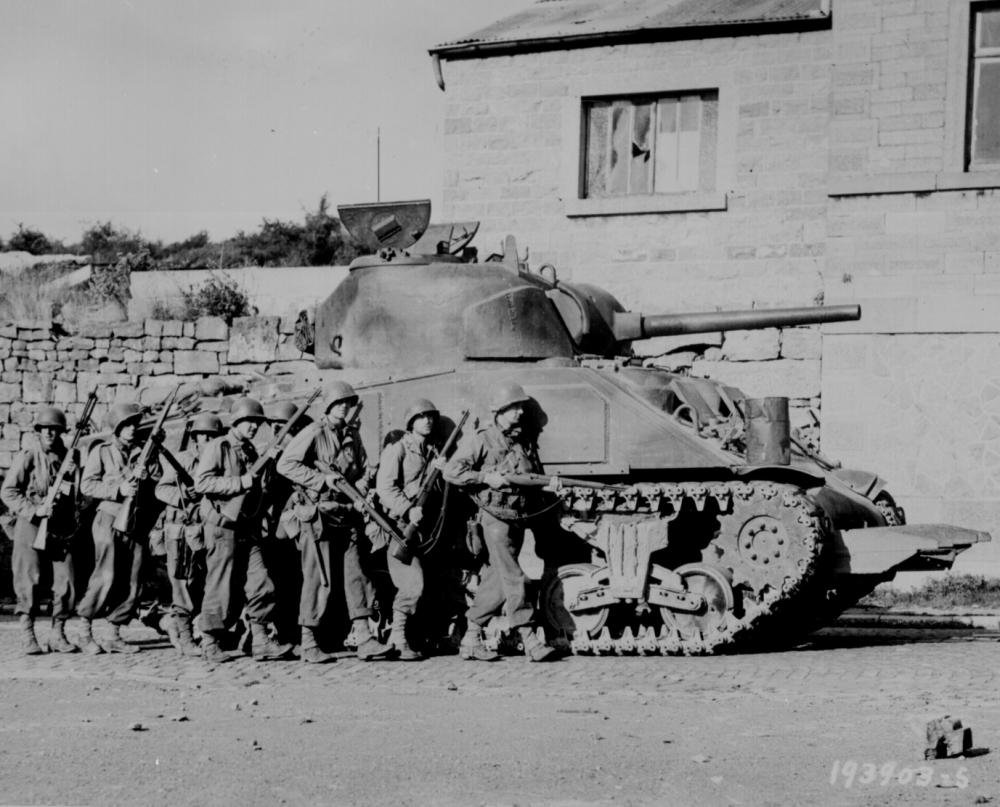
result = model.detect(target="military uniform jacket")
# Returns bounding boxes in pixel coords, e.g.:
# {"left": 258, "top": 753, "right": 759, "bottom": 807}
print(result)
{"left": 194, "top": 431, "right": 260, "bottom": 528}
{"left": 81, "top": 438, "right": 155, "bottom": 517}
{"left": 277, "top": 421, "right": 368, "bottom": 494}
{"left": 375, "top": 432, "right": 434, "bottom": 522}
{"left": 443, "top": 424, "right": 543, "bottom": 518}
{"left": 1, "top": 441, "right": 78, "bottom": 542}
{"left": 277, "top": 421, "right": 370, "bottom": 530}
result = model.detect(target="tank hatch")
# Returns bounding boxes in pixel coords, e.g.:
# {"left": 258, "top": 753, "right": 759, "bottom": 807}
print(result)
{"left": 338, "top": 200, "right": 431, "bottom": 252}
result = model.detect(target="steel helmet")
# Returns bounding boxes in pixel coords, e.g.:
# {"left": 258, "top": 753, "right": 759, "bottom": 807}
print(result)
{"left": 488, "top": 381, "right": 530, "bottom": 413}
{"left": 190, "top": 412, "right": 224, "bottom": 434}
{"left": 230, "top": 398, "right": 266, "bottom": 425}
{"left": 33, "top": 407, "right": 68, "bottom": 432}
{"left": 105, "top": 403, "right": 143, "bottom": 434}
{"left": 405, "top": 398, "right": 438, "bottom": 430}
{"left": 268, "top": 401, "right": 301, "bottom": 424}
{"left": 323, "top": 380, "right": 358, "bottom": 412}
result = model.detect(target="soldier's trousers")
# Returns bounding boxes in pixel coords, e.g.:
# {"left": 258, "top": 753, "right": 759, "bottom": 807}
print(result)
{"left": 467, "top": 511, "right": 534, "bottom": 630}
{"left": 165, "top": 536, "right": 205, "bottom": 620}
{"left": 298, "top": 521, "right": 377, "bottom": 625}
{"left": 387, "top": 551, "right": 423, "bottom": 615}
{"left": 197, "top": 524, "right": 276, "bottom": 634}
{"left": 77, "top": 511, "right": 144, "bottom": 626}
{"left": 11, "top": 517, "right": 75, "bottom": 619}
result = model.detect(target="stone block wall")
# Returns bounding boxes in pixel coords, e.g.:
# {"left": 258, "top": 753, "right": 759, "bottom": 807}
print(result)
{"left": 0, "top": 315, "right": 313, "bottom": 472}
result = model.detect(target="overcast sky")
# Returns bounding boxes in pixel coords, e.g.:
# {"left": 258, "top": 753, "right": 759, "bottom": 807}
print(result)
{"left": 0, "top": 0, "right": 533, "bottom": 245}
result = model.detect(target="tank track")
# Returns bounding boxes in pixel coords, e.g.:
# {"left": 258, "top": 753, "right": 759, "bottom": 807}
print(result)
{"left": 549, "top": 479, "right": 831, "bottom": 656}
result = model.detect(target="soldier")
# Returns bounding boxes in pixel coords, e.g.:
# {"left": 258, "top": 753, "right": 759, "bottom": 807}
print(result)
{"left": 277, "top": 380, "right": 391, "bottom": 662}
{"left": 1, "top": 407, "right": 80, "bottom": 655}
{"left": 194, "top": 398, "right": 292, "bottom": 663}
{"left": 264, "top": 400, "right": 313, "bottom": 645}
{"left": 76, "top": 403, "right": 161, "bottom": 654}
{"left": 153, "top": 412, "right": 224, "bottom": 657}
{"left": 374, "top": 398, "right": 443, "bottom": 661}
{"left": 443, "top": 381, "right": 558, "bottom": 662}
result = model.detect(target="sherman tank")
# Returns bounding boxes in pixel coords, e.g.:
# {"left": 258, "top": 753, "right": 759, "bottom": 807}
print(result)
{"left": 245, "top": 200, "right": 989, "bottom": 656}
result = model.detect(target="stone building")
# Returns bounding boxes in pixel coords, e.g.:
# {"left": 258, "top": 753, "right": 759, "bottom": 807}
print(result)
{"left": 431, "top": 0, "right": 1000, "bottom": 575}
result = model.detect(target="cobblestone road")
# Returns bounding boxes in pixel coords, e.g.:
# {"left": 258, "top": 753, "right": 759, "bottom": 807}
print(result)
{"left": 4, "top": 620, "right": 1000, "bottom": 807}
{"left": 1, "top": 619, "right": 998, "bottom": 698}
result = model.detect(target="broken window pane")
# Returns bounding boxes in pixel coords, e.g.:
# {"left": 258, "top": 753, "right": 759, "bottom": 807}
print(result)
{"left": 582, "top": 90, "right": 719, "bottom": 198}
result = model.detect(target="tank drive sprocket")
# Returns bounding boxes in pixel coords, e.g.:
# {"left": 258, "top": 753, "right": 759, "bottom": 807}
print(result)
{"left": 699, "top": 480, "right": 830, "bottom": 626}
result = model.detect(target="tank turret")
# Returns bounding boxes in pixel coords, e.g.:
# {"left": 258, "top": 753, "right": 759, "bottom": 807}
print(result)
{"left": 313, "top": 201, "right": 860, "bottom": 370}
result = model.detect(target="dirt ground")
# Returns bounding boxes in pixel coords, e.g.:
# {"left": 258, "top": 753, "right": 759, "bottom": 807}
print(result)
{"left": 1, "top": 622, "right": 999, "bottom": 807}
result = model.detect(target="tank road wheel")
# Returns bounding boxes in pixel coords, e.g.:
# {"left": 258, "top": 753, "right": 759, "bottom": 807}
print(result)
{"left": 539, "top": 564, "right": 610, "bottom": 646}
{"left": 656, "top": 563, "right": 736, "bottom": 655}
{"left": 700, "top": 481, "right": 830, "bottom": 646}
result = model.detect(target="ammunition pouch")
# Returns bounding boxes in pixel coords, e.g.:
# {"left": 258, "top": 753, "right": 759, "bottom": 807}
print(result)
{"left": 475, "top": 488, "right": 530, "bottom": 519}
{"left": 466, "top": 518, "right": 485, "bottom": 559}
{"left": 279, "top": 507, "right": 302, "bottom": 540}
{"left": 149, "top": 527, "right": 167, "bottom": 557}
{"left": 183, "top": 523, "right": 205, "bottom": 552}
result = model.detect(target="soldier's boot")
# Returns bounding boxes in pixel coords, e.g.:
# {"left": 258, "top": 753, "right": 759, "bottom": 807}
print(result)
{"left": 76, "top": 619, "right": 104, "bottom": 655}
{"left": 250, "top": 622, "right": 293, "bottom": 662}
{"left": 162, "top": 614, "right": 182, "bottom": 652}
{"left": 200, "top": 631, "right": 232, "bottom": 664}
{"left": 519, "top": 626, "right": 557, "bottom": 662}
{"left": 102, "top": 623, "right": 140, "bottom": 654}
{"left": 300, "top": 626, "right": 335, "bottom": 664}
{"left": 459, "top": 624, "right": 500, "bottom": 662}
{"left": 20, "top": 615, "right": 44, "bottom": 656}
{"left": 354, "top": 618, "right": 391, "bottom": 661}
{"left": 389, "top": 611, "right": 423, "bottom": 662}
{"left": 47, "top": 618, "right": 78, "bottom": 654}
{"left": 176, "top": 617, "right": 202, "bottom": 658}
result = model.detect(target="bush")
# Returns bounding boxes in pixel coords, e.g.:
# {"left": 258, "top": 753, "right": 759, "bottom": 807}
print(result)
{"left": 81, "top": 221, "right": 152, "bottom": 262}
{"left": 180, "top": 272, "right": 256, "bottom": 324}
{"left": 90, "top": 249, "right": 149, "bottom": 309}
{"left": 7, "top": 224, "right": 52, "bottom": 255}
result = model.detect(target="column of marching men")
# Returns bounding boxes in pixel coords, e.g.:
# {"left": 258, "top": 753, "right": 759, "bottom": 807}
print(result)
{"left": 2, "top": 381, "right": 561, "bottom": 663}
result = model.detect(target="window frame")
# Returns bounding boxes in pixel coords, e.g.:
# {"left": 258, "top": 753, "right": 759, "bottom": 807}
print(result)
{"left": 560, "top": 71, "right": 734, "bottom": 217}
{"left": 966, "top": 1, "right": 1000, "bottom": 170}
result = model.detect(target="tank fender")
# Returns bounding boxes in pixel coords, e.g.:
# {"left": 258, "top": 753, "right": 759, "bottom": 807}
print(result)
{"left": 732, "top": 464, "right": 825, "bottom": 488}
{"left": 831, "top": 468, "right": 888, "bottom": 499}
{"left": 833, "top": 524, "right": 991, "bottom": 575}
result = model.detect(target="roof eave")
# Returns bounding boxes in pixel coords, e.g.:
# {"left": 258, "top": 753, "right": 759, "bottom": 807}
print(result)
{"left": 429, "top": 13, "right": 831, "bottom": 60}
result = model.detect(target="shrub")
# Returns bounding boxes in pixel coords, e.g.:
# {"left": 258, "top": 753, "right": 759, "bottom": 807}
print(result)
{"left": 7, "top": 224, "right": 52, "bottom": 255}
{"left": 81, "top": 221, "right": 152, "bottom": 262}
{"left": 180, "top": 272, "right": 256, "bottom": 324}
{"left": 90, "top": 249, "right": 149, "bottom": 309}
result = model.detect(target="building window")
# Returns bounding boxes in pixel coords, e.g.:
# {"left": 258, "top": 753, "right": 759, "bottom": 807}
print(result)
{"left": 969, "top": 3, "right": 1000, "bottom": 169}
{"left": 582, "top": 91, "right": 718, "bottom": 198}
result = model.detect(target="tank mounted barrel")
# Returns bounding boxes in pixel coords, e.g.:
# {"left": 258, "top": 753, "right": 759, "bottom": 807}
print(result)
{"left": 612, "top": 304, "right": 861, "bottom": 341}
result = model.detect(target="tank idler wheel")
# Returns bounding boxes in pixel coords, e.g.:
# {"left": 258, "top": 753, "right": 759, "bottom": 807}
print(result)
{"left": 539, "top": 563, "right": 610, "bottom": 649}
{"left": 656, "top": 563, "right": 736, "bottom": 655}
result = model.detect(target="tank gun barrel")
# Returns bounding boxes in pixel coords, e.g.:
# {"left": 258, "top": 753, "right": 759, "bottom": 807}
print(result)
{"left": 612, "top": 304, "right": 860, "bottom": 341}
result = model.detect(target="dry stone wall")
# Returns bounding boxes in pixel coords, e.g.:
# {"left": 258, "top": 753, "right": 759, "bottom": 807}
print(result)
{"left": 0, "top": 315, "right": 312, "bottom": 472}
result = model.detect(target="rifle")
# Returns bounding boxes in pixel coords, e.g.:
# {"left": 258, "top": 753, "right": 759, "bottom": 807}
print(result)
{"left": 32, "top": 389, "right": 99, "bottom": 551}
{"left": 113, "top": 386, "right": 178, "bottom": 534}
{"left": 318, "top": 461, "right": 414, "bottom": 565}
{"left": 500, "top": 472, "right": 625, "bottom": 491}
{"left": 219, "top": 387, "right": 323, "bottom": 523}
{"left": 398, "top": 409, "right": 470, "bottom": 551}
